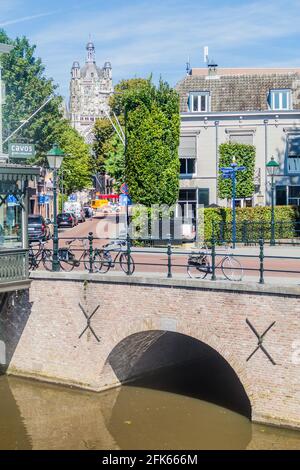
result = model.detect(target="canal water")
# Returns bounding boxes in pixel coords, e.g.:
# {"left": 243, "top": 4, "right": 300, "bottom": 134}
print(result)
{"left": 0, "top": 374, "right": 299, "bottom": 450}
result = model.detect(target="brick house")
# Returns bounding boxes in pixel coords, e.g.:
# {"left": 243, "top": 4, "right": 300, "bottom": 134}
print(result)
{"left": 175, "top": 66, "right": 300, "bottom": 218}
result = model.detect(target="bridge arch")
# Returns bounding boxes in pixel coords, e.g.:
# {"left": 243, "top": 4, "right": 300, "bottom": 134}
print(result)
{"left": 101, "top": 323, "right": 253, "bottom": 419}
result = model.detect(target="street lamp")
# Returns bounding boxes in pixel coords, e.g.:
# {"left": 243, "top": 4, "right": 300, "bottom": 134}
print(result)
{"left": 47, "top": 144, "right": 65, "bottom": 271}
{"left": 266, "top": 156, "right": 280, "bottom": 246}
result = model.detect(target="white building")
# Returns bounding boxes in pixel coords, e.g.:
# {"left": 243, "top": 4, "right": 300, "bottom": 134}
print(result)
{"left": 69, "top": 41, "right": 113, "bottom": 142}
{"left": 175, "top": 66, "right": 300, "bottom": 217}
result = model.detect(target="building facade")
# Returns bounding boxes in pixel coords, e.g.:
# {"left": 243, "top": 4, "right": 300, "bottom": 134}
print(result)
{"left": 175, "top": 67, "right": 300, "bottom": 215}
{"left": 69, "top": 41, "right": 113, "bottom": 142}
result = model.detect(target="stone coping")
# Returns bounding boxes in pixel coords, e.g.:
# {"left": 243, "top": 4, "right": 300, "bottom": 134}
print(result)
{"left": 30, "top": 271, "right": 300, "bottom": 297}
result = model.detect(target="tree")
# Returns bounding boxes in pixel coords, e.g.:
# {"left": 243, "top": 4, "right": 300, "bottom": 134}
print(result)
{"left": 92, "top": 118, "right": 114, "bottom": 174}
{"left": 104, "top": 135, "right": 125, "bottom": 191}
{"left": 92, "top": 78, "right": 149, "bottom": 186}
{"left": 218, "top": 143, "right": 255, "bottom": 200}
{"left": 124, "top": 79, "right": 180, "bottom": 207}
{"left": 0, "top": 29, "right": 62, "bottom": 160}
{"left": 53, "top": 121, "right": 92, "bottom": 194}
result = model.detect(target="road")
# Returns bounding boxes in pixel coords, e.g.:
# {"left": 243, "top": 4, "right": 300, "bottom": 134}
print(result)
{"left": 40, "top": 214, "right": 300, "bottom": 283}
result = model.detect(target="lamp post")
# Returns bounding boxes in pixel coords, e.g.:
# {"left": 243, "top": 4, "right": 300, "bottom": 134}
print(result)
{"left": 266, "top": 156, "right": 279, "bottom": 246}
{"left": 47, "top": 144, "right": 65, "bottom": 271}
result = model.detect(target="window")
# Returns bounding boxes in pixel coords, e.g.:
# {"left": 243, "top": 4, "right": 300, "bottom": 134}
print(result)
{"left": 0, "top": 195, "right": 23, "bottom": 249}
{"left": 288, "top": 186, "right": 300, "bottom": 205}
{"left": 189, "top": 92, "right": 210, "bottom": 112}
{"left": 276, "top": 186, "right": 287, "bottom": 205}
{"left": 180, "top": 158, "right": 196, "bottom": 175}
{"left": 287, "top": 134, "right": 300, "bottom": 174}
{"left": 198, "top": 188, "right": 209, "bottom": 207}
{"left": 269, "top": 89, "right": 291, "bottom": 110}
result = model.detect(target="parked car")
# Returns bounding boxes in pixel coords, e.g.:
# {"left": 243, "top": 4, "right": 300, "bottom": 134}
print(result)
{"left": 28, "top": 215, "right": 50, "bottom": 241}
{"left": 57, "top": 213, "right": 75, "bottom": 228}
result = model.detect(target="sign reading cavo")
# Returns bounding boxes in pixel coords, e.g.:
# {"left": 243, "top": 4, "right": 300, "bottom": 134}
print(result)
{"left": 8, "top": 143, "right": 35, "bottom": 159}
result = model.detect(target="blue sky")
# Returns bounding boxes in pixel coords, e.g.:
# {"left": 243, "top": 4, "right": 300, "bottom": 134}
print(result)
{"left": 1, "top": 0, "right": 300, "bottom": 99}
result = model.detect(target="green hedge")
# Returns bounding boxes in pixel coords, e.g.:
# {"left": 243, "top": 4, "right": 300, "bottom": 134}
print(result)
{"left": 204, "top": 206, "right": 300, "bottom": 242}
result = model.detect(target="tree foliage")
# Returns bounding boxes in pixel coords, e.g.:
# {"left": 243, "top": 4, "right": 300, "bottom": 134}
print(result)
{"left": 92, "top": 118, "right": 114, "bottom": 174}
{"left": 54, "top": 121, "right": 92, "bottom": 194}
{"left": 218, "top": 143, "right": 255, "bottom": 199}
{"left": 125, "top": 79, "right": 180, "bottom": 207}
{"left": 104, "top": 135, "right": 125, "bottom": 191}
{"left": 0, "top": 29, "right": 93, "bottom": 193}
{"left": 92, "top": 78, "right": 149, "bottom": 190}
{"left": 0, "top": 30, "right": 62, "bottom": 158}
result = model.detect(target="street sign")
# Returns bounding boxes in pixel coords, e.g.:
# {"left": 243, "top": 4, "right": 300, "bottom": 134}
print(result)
{"left": 7, "top": 195, "right": 18, "bottom": 206}
{"left": 68, "top": 194, "right": 77, "bottom": 202}
{"left": 120, "top": 183, "right": 129, "bottom": 195}
{"left": 119, "top": 194, "right": 132, "bottom": 206}
{"left": 8, "top": 143, "right": 35, "bottom": 160}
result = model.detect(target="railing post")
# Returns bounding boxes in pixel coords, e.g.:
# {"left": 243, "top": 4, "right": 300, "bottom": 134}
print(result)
{"left": 259, "top": 238, "right": 264, "bottom": 284}
{"left": 127, "top": 233, "right": 132, "bottom": 276}
{"left": 88, "top": 232, "right": 94, "bottom": 273}
{"left": 167, "top": 237, "right": 172, "bottom": 278}
{"left": 211, "top": 236, "right": 216, "bottom": 281}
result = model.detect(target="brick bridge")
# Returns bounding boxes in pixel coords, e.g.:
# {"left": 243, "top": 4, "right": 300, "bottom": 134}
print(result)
{"left": 0, "top": 272, "right": 299, "bottom": 430}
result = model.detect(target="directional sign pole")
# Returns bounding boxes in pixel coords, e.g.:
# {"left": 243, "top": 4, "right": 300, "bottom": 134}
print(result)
{"left": 232, "top": 167, "right": 237, "bottom": 249}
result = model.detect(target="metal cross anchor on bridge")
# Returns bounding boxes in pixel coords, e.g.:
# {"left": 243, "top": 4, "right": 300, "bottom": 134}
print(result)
{"left": 78, "top": 303, "right": 101, "bottom": 342}
{"left": 246, "top": 319, "right": 276, "bottom": 365}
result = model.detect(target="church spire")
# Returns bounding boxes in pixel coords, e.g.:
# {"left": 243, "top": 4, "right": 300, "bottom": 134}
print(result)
{"left": 86, "top": 38, "right": 95, "bottom": 63}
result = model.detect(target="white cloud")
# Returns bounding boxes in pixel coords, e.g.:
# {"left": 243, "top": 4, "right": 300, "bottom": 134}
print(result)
{"left": 0, "top": 11, "right": 59, "bottom": 28}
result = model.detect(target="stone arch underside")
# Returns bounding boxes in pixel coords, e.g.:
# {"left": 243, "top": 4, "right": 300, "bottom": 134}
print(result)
{"left": 103, "top": 330, "right": 252, "bottom": 419}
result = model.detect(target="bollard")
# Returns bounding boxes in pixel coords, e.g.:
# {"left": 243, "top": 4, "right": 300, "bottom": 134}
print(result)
{"left": 126, "top": 234, "right": 132, "bottom": 276}
{"left": 259, "top": 238, "right": 264, "bottom": 284}
{"left": 88, "top": 232, "right": 94, "bottom": 273}
{"left": 167, "top": 237, "right": 172, "bottom": 278}
{"left": 211, "top": 237, "right": 216, "bottom": 281}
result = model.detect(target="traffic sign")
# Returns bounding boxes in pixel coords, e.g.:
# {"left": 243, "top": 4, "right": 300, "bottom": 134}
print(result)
{"left": 120, "top": 183, "right": 129, "bottom": 195}
{"left": 68, "top": 194, "right": 77, "bottom": 202}
{"left": 119, "top": 194, "right": 132, "bottom": 206}
{"left": 8, "top": 143, "right": 35, "bottom": 160}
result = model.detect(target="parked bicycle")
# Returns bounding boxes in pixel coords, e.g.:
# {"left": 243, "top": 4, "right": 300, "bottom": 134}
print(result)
{"left": 187, "top": 245, "right": 243, "bottom": 281}
{"left": 95, "top": 239, "right": 135, "bottom": 275}
{"left": 29, "top": 241, "right": 53, "bottom": 271}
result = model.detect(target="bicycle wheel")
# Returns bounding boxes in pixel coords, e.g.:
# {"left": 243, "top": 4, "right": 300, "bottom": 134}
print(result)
{"left": 82, "top": 251, "right": 104, "bottom": 272}
{"left": 187, "top": 257, "right": 210, "bottom": 279}
{"left": 93, "top": 251, "right": 111, "bottom": 273}
{"left": 120, "top": 253, "right": 135, "bottom": 275}
{"left": 59, "top": 249, "right": 76, "bottom": 272}
{"left": 221, "top": 256, "right": 243, "bottom": 281}
{"left": 42, "top": 250, "right": 53, "bottom": 271}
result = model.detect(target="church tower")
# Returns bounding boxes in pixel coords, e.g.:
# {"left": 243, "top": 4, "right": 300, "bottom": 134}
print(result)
{"left": 69, "top": 41, "right": 113, "bottom": 142}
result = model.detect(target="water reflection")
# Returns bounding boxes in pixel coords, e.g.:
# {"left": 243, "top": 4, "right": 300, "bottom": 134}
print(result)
{"left": 0, "top": 376, "right": 299, "bottom": 450}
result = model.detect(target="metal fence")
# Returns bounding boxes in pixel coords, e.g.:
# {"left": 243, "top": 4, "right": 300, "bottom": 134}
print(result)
{"left": 0, "top": 249, "right": 29, "bottom": 283}
{"left": 29, "top": 234, "right": 300, "bottom": 286}
{"left": 213, "top": 220, "right": 300, "bottom": 244}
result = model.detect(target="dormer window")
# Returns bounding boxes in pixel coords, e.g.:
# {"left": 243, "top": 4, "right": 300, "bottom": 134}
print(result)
{"left": 189, "top": 92, "right": 210, "bottom": 112}
{"left": 269, "top": 89, "right": 291, "bottom": 110}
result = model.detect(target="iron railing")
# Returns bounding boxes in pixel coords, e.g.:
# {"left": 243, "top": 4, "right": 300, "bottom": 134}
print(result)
{"left": 29, "top": 234, "right": 300, "bottom": 286}
{"left": 213, "top": 220, "right": 300, "bottom": 244}
{"left": 0, "top": 249, "right": 29, "bottom": 283}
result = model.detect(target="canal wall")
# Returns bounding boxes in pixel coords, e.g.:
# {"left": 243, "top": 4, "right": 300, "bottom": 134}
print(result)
{"left": 0, "top": 272, "right": 300, "bottom": 430}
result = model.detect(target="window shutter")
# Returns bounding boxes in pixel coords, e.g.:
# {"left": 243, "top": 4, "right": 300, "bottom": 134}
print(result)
{"left": 179, "top": 136, "right": 196, "bottom": 157}
{"left": 229, "top": 134, "right": 253, "bottom": 145}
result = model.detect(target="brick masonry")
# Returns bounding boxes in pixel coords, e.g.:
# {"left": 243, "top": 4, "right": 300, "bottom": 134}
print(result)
{"left": 0, "top": 273, "right": 300, "bottom": 430}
